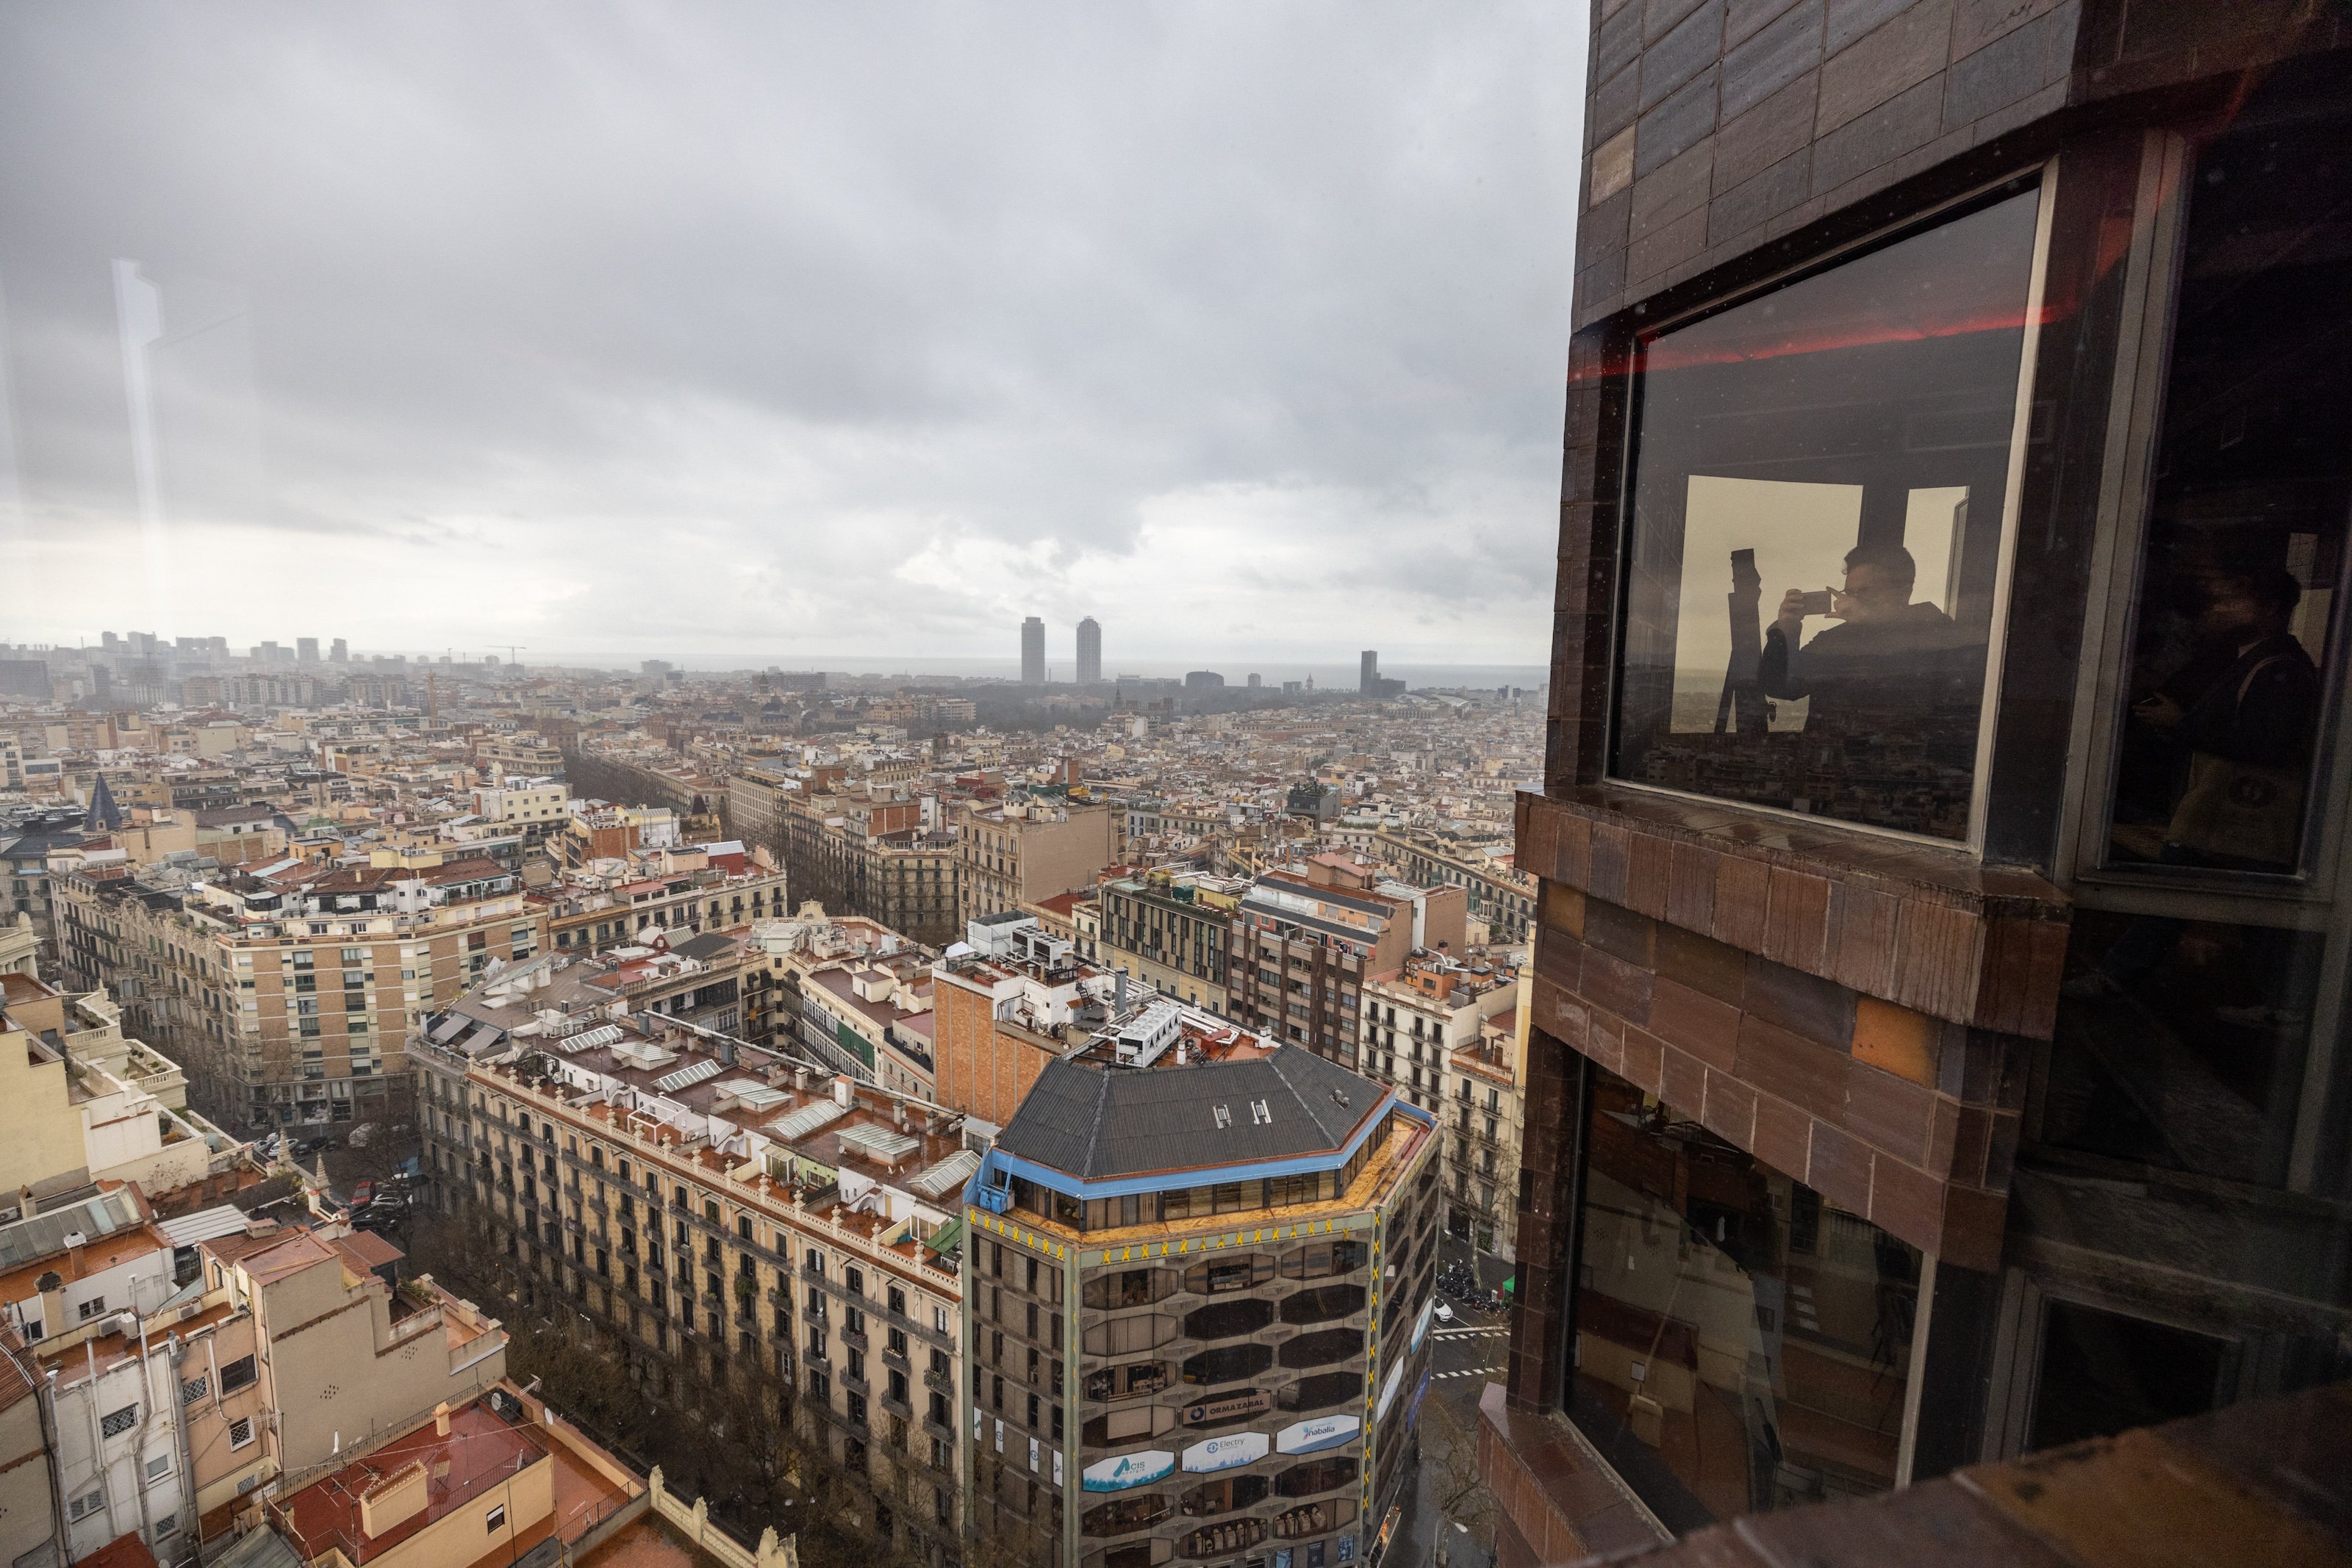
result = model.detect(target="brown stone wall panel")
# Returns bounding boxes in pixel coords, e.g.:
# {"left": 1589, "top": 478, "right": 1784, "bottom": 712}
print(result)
{"left": 1891, "top": 895, "right": 1984, "bottom": 1023}
{"left": 1851, "top": 995, "right": 1938, "bottom": 1086}
{"left": 1665, "top": 842, "right": 1721, "bottom": 933}
{"left": 1651, "top": 976, "right": 1742, "bottom": 1070}
{"left": 1937, "top": 1182, "right": 2007, "bottom": 1270}
{"left": 1975, "top": 912, "right": 2068, "bottom": 1040}
{"left": 1631, "top": 140, "right": 1718, "bottom": 240}
{"left": 1752, "top": 1091, "right": 1813, "bottom": 1176}
{"left": 1618, "top": 1014, "right": 1663, "bottom": 1093}
{"left": 1657, "top": 921, "right": 1749, "bottom": 1004}
{"left": 1843, "top": 1057, "right": 1936, "bottom": 1167}
{"left": 1586, "top": 1004, "right": 1628, "bottom": 1077}
{"left": 1544, "top": 882, "right": 1588, "bottom": 940}
{"left": 1950, "top": 1103, "right": 1993, "bottom": 1187}
{"left": 1713, "top": 855, "right": 1772, "bottom": 952}
{"left": 1742, "top": 952, "right": 1856, "bottom": 1047}
{"left": 1824, "top": 0, "right": 1921, "bottom": 56}
{"left": 1825, "top": 881, "right": 1903, "bottom": 999}
{"left": 1734, "top": 1013, "right": 1848, "bottom": 1121}
{"left": 1762, "top": 866, "right": 1832, "bottom": 971}
{"left": 1713, "top": 67, "right": 1823, "bottom": 190}
{"left": 1584, "top": 898, "right": 1659, "bottom": 968}
{"left": 1660, "top": 1040, "right": 1710, "bottom": 1119}
{"left": 1949, "top": 0, "right": 2058, "bottom": 59}
{"left": 1583, "top": 947, "right": 1657, "bottom": 1026}
{"left": 1536, "top": 929, "right": 1588, "bottom": 996}
{"left": 1727, "top": 0, "right": 1806, "bottom": 48}
{"left": 1938, "top": 1025, "right": 1996, "bottom": 1102}
{"left": 1810, "top": 70, "right": 1948, "bottom": 193}
{"left": 1805, "top": 1121, "right": 1875, "bottom": 1215}
{"left": 1926, "top": 1093, "right": 1960, "bottom": 1174}
{"left": 1626, "top": 827, "right": 1676, "bottom": 921}
{"left": 1734, "top": 1470, "right": 2081, "bottom": 1568}
{"left": 1816, "top": 0, "right": 1954, "bottom": 134}
{"left": 1519, "top": 795, "right": 1559, "bottom": 888}
{"left": 1535, "top": 977, "right": 1595, "bottom": 1052}
{"left": 1555, "top": 810, "right": 1594, "bottom": 888}
{"left": 1701, "top": 1068, "right": 1760, "bottom": 1147}
{"left": 1589, "top": 820, "right": 1632, "bottom": 905}
{"left": 1867, "top": 1151, "right": 1947, "bottom": 1253}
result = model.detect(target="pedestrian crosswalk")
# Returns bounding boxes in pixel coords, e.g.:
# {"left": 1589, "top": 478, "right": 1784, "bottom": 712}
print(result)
{"left": 1434, "top": 1327, "right": 1508, "bottom": 1339}
{"left": 1434, "top": 1365, "right": 1504, "bottom": 1379}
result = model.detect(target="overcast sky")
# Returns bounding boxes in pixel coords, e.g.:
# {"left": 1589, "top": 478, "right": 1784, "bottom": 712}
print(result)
{"left": 0, "top": 4, "right": 1585, "bottom": 670}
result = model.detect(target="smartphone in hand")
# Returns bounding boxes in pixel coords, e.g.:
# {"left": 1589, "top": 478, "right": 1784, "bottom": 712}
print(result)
{"left": 1799, "top": 589, "right": 1835, "bottom": 616}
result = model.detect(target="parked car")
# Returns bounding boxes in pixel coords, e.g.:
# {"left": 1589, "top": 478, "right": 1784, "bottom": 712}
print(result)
{"left": 351, "top": 1179, "right": 376, "bottom": 1207}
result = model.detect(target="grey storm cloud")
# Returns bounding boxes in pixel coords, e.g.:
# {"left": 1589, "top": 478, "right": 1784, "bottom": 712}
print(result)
{"left": 0, "top": 1, "right": 1585, "bottom": 667}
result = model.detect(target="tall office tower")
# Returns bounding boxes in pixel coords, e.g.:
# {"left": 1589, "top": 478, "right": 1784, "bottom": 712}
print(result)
{"left": 329, "top": 638, "right": 348, "bottom": 663}
{"left": 1481, "top": 15, "right": 2352, "bottom": 1564}
{"left": 1022, "top": 616, "right": 1046, "bottom": 684}
{"left": 297, "top": 637, "right": 320, "bottom": 663}
{"left": 1359, "top": 650, "right": 1379, "bottom": 694}
{"left": 963, "top": 998, "right": 1440, "bottom": 1568}
{"left": 1075, "top": 616, "right": 1102, "bottom": 684}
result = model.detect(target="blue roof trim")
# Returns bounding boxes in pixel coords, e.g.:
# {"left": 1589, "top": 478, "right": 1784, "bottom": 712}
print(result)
{"left": 965, "top": 1090, "right": 1434, "bottom": 1209}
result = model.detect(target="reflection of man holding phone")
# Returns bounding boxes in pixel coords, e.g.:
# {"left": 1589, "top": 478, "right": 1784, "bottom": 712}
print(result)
{"left": 1760, "top": 543, "right": 1976, "bottom": 748}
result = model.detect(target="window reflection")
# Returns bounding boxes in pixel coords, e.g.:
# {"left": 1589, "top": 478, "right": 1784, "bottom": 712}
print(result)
{"left": 1568, "top": 1071, "right": 1918, "bottom": 1529}
{"left": 1612, "top": 189, "right": 2043, "bottom": 839}
{"left": 2048, "top": 909, "right": 2325, "bottom": 1186}
{"left": 2103, "top": 112, "right": 2348, "bottom": 876}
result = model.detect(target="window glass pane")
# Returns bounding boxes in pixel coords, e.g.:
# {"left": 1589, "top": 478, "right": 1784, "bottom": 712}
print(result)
{"left": 2102, "top": 113, "right": 2348, "bottom": 875}
{"left": 1611, "top": 188, "right": 2043, "bottom": 839}
{"left": 1566, "top": 1070, "right": 1920, "bottom": 1529}
{"left": 2026, "top": 1301, "right": 2229, "bottom": 1453}
{"left": 2048, "top": 909, "right": 2326, "bottom": 1185}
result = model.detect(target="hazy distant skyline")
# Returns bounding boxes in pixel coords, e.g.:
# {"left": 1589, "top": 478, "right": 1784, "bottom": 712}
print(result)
{"left": 0, "top": 4, "right": 1587, "bottom": 664}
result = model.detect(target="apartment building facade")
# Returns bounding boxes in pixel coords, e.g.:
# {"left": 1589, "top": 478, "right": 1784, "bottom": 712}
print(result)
{"left": 786, "top": 789, "right": 961, "bottom": 949}
{"left": 537, "top": 862, "right": 789, "bottom": 957}
{"left": 410, "top": 1009, "right": 972, "bottom": 1567}
{"left": 1486, "top": 8, "right": 2352, "bottom": 1562}
{"left": 954, "top": 800, "right": 1117, "bottom": 929}
{"left": 53, "top": 855, "right": 540, "bottom": 1132}
{"left": 1225, "top": 858, "right": 1466, "bottom": 1074}
{"left": 961, "top": 1001, "right": 1442, "bottom": 1568}
{"left": 1369, "top": 829, "right": 1535, "bottom": 947}
{"left": 1356, "top": 958, "right": 1525, "bottom": 1256}
{"left": 1093, "top": 871, "right": 1242, "bottom": 1015}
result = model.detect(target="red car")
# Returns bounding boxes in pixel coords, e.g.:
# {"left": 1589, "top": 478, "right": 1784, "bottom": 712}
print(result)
{"left": 351, "top": 1180, "right": 376, "bottom": 1208}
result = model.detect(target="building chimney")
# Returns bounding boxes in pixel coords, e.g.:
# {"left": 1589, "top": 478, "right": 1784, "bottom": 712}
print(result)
{"left": 434, "top": 1401, "right": 451, "bottom": 1437}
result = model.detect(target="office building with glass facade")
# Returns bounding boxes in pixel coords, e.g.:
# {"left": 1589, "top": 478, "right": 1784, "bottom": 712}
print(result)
{"left": 1486, "top": 4, "right": 2352, "bottom": 1558}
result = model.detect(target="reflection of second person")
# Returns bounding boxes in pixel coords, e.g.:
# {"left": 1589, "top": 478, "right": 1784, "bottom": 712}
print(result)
{"left": 1760, "top": 543, "right": 1973, "bottom": 735}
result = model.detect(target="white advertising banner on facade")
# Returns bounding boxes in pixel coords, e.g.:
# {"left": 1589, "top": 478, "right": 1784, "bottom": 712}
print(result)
{"left": 1180, "top": 1431, "right": 1271, "bottom": 1473}
{"left": 1081, "top": 1450, "right": 1175, "bottom": 1492}
{"left": 1274, "top": 1414, "right": 1361, "bottom": 1455}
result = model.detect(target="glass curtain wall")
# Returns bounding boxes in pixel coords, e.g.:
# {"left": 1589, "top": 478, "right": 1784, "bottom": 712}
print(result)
{"left": 1565, "top": 1069, "right": 1921, "bottom": 1531}
{"left": 1611, "top": 187, "right": 2044, "bottom": 841}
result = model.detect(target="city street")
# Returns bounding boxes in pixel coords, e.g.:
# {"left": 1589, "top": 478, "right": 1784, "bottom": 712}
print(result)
{"left": 1390, "top": 1239, "right": 1518, "bottom": 1568}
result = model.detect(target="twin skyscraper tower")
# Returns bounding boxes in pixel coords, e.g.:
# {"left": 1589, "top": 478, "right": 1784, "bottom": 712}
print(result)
{"left": 1020, "top": 615, "right": 1101, "bottom": 685}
